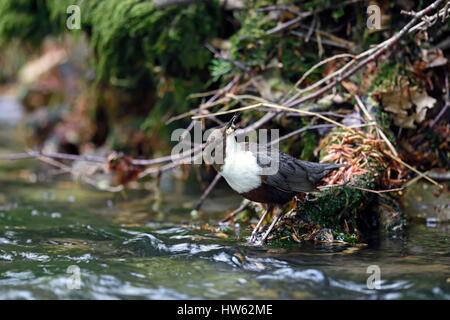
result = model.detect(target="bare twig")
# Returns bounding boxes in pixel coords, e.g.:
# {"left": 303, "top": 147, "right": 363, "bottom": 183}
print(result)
{"left": 348, "top": 186, "right": 404, "bottom": 194}
{"left": 0, "top": 151, "right": 105, "bottom": 163}
{"left": 266, "top": 12, "right": 313, "bottom": 35}
{"left": 0, "top": 149, "right": 192, "bottom": 167}
{"left": 167, "top": 75, "right": 241, "bottom": 124}
{"left": 192, "top": 100, "right": 349, "bottom": 129}
{"left": 286, "top": 0, "right": 447, "bottom": 108}
{"left": 318, "top": 183, "right": 404, "bottom": 194}
{"left": 194, "top": 173, "right": 222, "bottom": 210}
{"left": 294, "top": 53, "right": 354, "bottom": 91}
{"left": 221, "top": 200, "right": 250, "bottom": 223}
{"left": 2, "top": 0, "right": 447, "bottom": 194}
{"left": 34, "top": 152, "right": 123, "bottom": 192}
{"left": 292, "top": 30, "right": 353, "bottom": 50}
{"left": 353, "top": 94, "right": 399, "bottom": 157}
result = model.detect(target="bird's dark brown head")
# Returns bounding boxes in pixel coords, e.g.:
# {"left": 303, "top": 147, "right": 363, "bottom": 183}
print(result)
{"left": 205, "top": 113, "right": 240, "bottom": 170}
{"left": 225, "top": 112, "right": 240, "bottom": 134}
{"left": 206, "top": 112, "right": 240, "bottom": 147}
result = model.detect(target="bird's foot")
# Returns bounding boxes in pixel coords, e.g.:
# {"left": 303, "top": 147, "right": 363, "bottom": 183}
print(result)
{"left": 259, "top": 213, "right": 283, "bottom": 244}
{"left": 249, "top": 230, "right": 258, "bottom": 243}
{"left": 249, "top": 224, "right": 263, "bottom": 243}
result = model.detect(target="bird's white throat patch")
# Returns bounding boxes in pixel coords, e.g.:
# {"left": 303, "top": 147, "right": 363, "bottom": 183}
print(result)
{"left": 220, "top": 135, "right": 262, "bottom": 193}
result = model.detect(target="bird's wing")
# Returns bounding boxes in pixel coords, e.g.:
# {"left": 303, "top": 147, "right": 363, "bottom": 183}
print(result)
{"left": 253, "top": 145, "right": 343, "bottom": 193}
{"left": 254, "top": 147, "right": 317, "bottom": 193}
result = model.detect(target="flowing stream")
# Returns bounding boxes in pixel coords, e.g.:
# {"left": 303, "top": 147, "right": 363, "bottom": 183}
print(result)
{"left": 0, "top": 96, "right": 449, "bottom": 299}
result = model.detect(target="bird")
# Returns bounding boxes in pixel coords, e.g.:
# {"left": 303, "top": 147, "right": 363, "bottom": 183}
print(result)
{"left": 205, "top": 113, "right": 343, "bottom": 244}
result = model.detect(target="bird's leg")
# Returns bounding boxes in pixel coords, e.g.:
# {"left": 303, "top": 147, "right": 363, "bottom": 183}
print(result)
{"left": 250, "top": 204, "right": 272, "bottom": 243}
{"left": 259, "top": 211, "right": 283, "bottom": 244}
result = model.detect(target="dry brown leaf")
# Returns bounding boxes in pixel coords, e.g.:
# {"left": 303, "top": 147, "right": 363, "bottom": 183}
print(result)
{"left": 411, "top": 89, "right": 437, "bottom": 123}
{"left": 380, "top": 88, "right": 410, "bottom": 114}
{"left": 379, "top": 86, "right": 436, "bottom": 128}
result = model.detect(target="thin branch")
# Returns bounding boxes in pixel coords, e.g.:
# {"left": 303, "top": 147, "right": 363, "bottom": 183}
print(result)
{"left": 286, "top": 0, "right": 448, "bottom": 108}
{"left": 317, "top": 183, "right": 404, "bottom": 194}
{"left": 348, "top": 186, "right": 404, "bottom": 194}
{"left": 294, "top": 53, "right": 354, "bottom": 91}
{"left": 266, "top": 12, "right": 313, "bottom": 35}
{"left": 1, "top": 0, "right": 447, "bottom": 193}
{"left": 194, "top": 173, "right": 222, "bottom": 210}
{"left": 291, "top": 30, "right": 354, "bottom": 50}
{"left": 34, "top": 152, "right": 123, "bottom": 193}
{"left": 192, "top": 100, "right": 348, "bottom": 129}
{"left": 221, "top": 200, "right": 250, "bottom": 223}
{"left": 353, "top": 94, "right": 399, "bottom": 157}
{"left": 0, "top": 151, "right": 105, "bottom": 163}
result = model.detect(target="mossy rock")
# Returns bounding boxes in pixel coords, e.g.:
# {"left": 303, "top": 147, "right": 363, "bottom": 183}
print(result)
{"left": 266, "top": 127, "right": 404, "bottom": 245}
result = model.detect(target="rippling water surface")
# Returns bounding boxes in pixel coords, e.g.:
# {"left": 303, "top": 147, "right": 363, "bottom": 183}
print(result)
{"left": 1, "top": 123, "right": 449, "bottom": 300}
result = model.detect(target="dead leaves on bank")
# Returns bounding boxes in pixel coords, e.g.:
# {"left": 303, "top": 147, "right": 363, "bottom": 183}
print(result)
{"left": 371, "top": 47, "right": 448, "bottom": 129}
{"left": 376, "top": 86, "right": 436, "bottom": 129}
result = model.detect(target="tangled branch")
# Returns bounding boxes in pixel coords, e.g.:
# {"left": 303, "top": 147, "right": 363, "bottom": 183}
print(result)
{"left": 0, "top": 0, "right": 448, "bottom": 193}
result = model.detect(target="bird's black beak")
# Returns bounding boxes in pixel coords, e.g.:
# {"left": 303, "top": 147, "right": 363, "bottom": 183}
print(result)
{"left": 226, "top": 112, "right": 240, "bottom": 129}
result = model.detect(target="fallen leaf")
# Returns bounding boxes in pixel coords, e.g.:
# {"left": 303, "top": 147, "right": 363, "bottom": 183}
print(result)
{"left": 411, "top": 89, "right": 437, "bottom": 123}
{"left": 378, "top": 86, "right": 436, "bottom": 128}
{"left": 380, "top": 87, "right": 411, "bottom": 115}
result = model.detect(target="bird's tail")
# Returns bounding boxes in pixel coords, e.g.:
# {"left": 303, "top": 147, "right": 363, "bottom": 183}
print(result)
{"left": 313, "top": 162, "right": 345, "bottom": 181}
{"left": 322, "top": 163, "right": 345, "bottom": 171}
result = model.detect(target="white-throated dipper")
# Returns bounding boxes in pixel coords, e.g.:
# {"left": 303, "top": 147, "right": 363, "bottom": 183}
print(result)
{"left": 206, "top": 113, "right": 343, "bottom": 244}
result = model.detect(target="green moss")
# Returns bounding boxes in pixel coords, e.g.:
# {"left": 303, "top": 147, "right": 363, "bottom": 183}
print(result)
{"left": 300, "top": 174, "right": 376, "bottom": 230}
{"left": 217, "top": 3, "right": 324, "bottom": 83}
{"left": 2, "top": 0, "right": 222, "bottom": 86}
{"left": 299, "top": 129, "right": 317, "bottom": 160}
{"left": 84, "top": 0, "right": 221, "bottom": 84}
{"left": 0, "top": 0, "right": 54, "bottom": 45}
{"left": 229, "top": 9, "right": 276, "bottom": 69}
